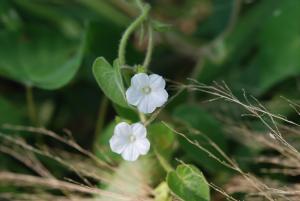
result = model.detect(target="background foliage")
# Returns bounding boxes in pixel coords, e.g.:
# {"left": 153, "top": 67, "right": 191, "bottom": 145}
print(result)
{"left": 1, "top": 0, "right": 300, "bottom": 200}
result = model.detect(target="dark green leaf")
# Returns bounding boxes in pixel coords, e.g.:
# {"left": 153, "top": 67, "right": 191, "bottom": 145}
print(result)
{"left": 199, "top": 0, "right": 300, "bottom": 95}
{"left": 0, "top": 26, "right": 85, "bottom": 89}
{"left": 0, "top": 97, "right": 25, "bottom": 125}
{"left": 241, "top": 0, "right": 300, "bottom": 94}
{"left": 198, "top": 0, "right": 274, "bottom": 83}
{"left": 173, "top": 104, "right": 228, "bottom": 173}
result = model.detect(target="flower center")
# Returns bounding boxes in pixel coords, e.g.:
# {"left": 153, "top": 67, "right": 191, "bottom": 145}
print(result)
{"left": 129, "top": 134, "right": 136, "bottom": 142}
{"left": 141, "top": 86, "right": 151, "bottom": 94}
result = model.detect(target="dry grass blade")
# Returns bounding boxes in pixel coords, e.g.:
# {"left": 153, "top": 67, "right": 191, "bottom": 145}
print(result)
{"left": 0, "top": 171, "right": 134, "bottom": 201}
{"left": 0, "top": 126, "right": 154, "bottom": 201}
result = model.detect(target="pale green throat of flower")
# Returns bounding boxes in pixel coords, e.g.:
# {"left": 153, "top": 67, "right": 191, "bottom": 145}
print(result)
{"left": 141, "top": 86, "right": 151, "bottom": 94}
{"left": 129, "top": 134, "right": 136, "bottom": 143}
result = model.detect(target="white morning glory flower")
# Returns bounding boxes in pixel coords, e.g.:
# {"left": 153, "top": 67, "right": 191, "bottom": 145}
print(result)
{"left": 109, "top": 122, "right": 150, "bottom": 161}
{"left": 126, "top": 73, "right": 168, "bottom": 114}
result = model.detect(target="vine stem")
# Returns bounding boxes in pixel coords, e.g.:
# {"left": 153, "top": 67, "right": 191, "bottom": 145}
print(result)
{"left": 143, "top": 25, "right": 154, "bottom": 69}
{"left": 117, "top": 1, "right": 151, "bottom": 125}
{"left": 118, "top": 3, "right": 150, "bottom": 66}
{"left": 94, "top": 97, "right": 109, "bottom": 137}
{"left": 26, "top": 85, "right": 38, "bottom": 126}
{"left": 135, "top": 0, "right": 144, "bottom": 10}
{"left": 138, "top": 112, "right": 147, "bottom": 124}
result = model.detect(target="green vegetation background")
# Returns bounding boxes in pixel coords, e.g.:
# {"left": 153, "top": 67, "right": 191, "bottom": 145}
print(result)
{"left": 0, "top": 0, "right": 300, "bottom": 200}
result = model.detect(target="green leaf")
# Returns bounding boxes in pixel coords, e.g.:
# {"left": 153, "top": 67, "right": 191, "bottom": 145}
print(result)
{"left": 167, "top": 164, "right": 210, "bottom": 201}
{"left": 92, "top": 57, "right": 128, "bottom": 108}
{"left": 113, "top": 103, "right": 139, "bottom": 122}
{"left": 13, "top": 0, "right": 82, "bottom": 37}
{"left": 0, "top": 25, "right": 85, "bottom": 89}
{"left": 148, "top": 123, "right": 175, "bottom": 159}
{"left": 199, "top": 0, "right": 300, "bottom": 95}
{"left": 220, "top": 0, "right": 300, "bottom": 95}
{"left": 240, "top": 0, "right": 300, "bottom": 95}
{"left": 198, "top": 0, "right": 274, "bottom": 83}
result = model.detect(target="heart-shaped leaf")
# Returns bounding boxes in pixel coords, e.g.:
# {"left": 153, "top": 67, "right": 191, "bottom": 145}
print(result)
{"left": 0, "top": 26, "right": 85, "bottom": 89}
{"left": 167, "top": 164, "right": 210, "bottom": 201}
{"left": 92, "top": 57, "right": 128, "bottom": 108}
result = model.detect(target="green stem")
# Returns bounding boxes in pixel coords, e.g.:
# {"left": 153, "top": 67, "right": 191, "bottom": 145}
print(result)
{"left": 135, "top": 0, "right": 144, "bottom": 10}
{"left": 189, "top": 59, "right": 205, "bottom": 103}
{"left": 95, "top": 97, "right": 109, "bottom": 136}
{"left": 118, "top": 3, "right": 150, "bottom": 66}
{"left": 26, "top": 86, "right": 38, "bottom": 126}
{"left": 143, "top": 25, "right": 154, "bottom": 69}
{"left": 138, "top": 112, "right": 147, "bottom": 124}
{"left": 117, "top": 0, "right": 151, "bottom": 125}
{"left": 154, "top": 149, "right": 174, "bottom": 173}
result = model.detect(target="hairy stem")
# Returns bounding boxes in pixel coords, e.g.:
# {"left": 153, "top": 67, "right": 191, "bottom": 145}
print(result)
{"left": 143, "top": 25, "right": 154, "bottom": 69}
{"left": 118, "top": 3, "right": 150, "bottom": 66}
{"left": 138, "top": 112, "right": 147, "bottom": 124}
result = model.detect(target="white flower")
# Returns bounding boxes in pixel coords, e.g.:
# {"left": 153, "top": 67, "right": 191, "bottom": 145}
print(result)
{"left": 109, "top": 122, "right": 150, "bottom": 161}
{"left": 126, "top": 73, "right": 168, "bottom": 114}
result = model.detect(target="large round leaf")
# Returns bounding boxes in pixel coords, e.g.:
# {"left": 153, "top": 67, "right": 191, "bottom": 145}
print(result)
{"left": 0, "top": 26, "right": 85, "bottom": 89}
{"left": 227, "top": 0, "right": 300, "bottom": 95}
{"left": 198, "top": 0, "right": 300, "bottom": 95}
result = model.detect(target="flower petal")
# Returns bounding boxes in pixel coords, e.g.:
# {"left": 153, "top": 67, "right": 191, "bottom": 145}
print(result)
{"left": 121, "top": 144, "right": 140, "bottom": 161}
{"left": 114, "top": 122, "right": 131, "bottom": 138}
{"left": 134, "top": 138, "right": 150, "bottom": 155}
{"left": 109, "top": 135, "right": 128, "bottom": 154}
{"left": 131, "top": 73, "right": 149, "bottom": 88}
{"left": 149, "top": 74, "right": 166, "bottom": 89}
{"left": 126, "top": 86, "right": 143, "bottom": 106}
{"left": 131, "top": 123, "right": 147, "bottom": 138}
{"left": 137, "top": 95, "right": 157, "bottom": 114}
{"left": 149, "top": 89, "right": 168, "bottom": 108}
